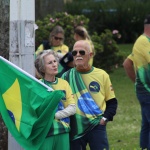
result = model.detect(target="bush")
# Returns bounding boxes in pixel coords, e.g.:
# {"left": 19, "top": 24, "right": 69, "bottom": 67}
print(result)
{"left": 35, "top": 12, "right": 123, "bottom": 72}
{"left": 65, "top": 0, "right": 150, "bottom": 43}
{"left": 0, "top": 115, "right": 8, "bottom": 150}
{"left": 92, "top": 29, "right": 123, "bottom": 72}
{"left": 35, "top": 12, "right": 89, "bottom": 50}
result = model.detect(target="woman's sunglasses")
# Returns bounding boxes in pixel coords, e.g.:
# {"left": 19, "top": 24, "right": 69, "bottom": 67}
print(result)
{"left": 72, "top": 50, "right": 85, "bottom": 56}
{"left": 54, "top": 36, "right": 63, "bottom": 41}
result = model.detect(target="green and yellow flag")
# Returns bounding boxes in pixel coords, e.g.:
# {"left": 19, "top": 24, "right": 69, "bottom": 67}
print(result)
{"left": 0, "top": 56, "right": 64, "bottom": 150}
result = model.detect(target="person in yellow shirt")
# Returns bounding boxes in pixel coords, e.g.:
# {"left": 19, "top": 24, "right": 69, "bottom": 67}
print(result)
{"left": 74, "top": 26, "right": 95, "bottom": 66}
{"left": 35, "top": 50, "right": 76, "bottom": 150}
{"left": 35, "top": 25, "right": 69, "bottom": 57}
{"left": 62, "top": 40, "right": 117, "bottom": 150}
{"left": 35, "top": 25, "right": 69, "bottom": 78}
{"left": 123, "top": 14, "right": 150, "bottom": 149}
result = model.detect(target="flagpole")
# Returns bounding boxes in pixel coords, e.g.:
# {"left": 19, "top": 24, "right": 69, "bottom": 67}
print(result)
{"left": 9, "top": 0, "right": 36, "bottom": 149}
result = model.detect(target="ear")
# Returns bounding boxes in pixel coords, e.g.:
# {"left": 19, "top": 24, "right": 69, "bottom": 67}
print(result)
{"left": 89, "top": 52, "right": 93, "bottom": 58}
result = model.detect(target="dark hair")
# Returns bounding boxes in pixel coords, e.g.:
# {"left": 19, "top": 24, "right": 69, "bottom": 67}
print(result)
{"left": 74, "top": 26, "right": 90, "bottom": 40}
{"left": 74, "top": 26, "right": 95, "bottom": 56}
{"left": 144, "top": 14, "right": 150, "bottom": 24}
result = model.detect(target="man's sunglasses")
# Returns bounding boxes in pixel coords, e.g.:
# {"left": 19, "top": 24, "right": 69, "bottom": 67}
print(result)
{"left": 54, "top": 36, "right": 63, "bottom": 41}
{"left": 72, "top": 50, "right": 85, "bottom": 56}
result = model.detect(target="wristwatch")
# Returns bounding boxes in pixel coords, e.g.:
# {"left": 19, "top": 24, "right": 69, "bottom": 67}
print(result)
{"left": 102, "top": 117, "right": 108, "bottom": 122}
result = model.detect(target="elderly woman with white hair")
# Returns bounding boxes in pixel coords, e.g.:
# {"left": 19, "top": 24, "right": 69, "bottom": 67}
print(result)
{"left": 35, "top": 50, "right": 76, "bottom": 150}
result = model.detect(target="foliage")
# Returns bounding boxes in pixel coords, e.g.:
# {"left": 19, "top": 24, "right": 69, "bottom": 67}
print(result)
{"left": 65, "top": 0, "right": 150, "bottom": 43}
{"left": 0, "top": 115, "right": 8, "bottom": 150}
{"left": 35, "top": 12, "right": 89, "bottom": 50}
{"left": 0, "top": 1, "right": 9, "bottom": 149}
{"left": 118, "top": 43, "right": 133, "bottom": 60}
{"left": 35, "top": 12, "right": 123, "bottom": 72}
{"left": 92, "top": 29, "right": 123, "bottom": 72}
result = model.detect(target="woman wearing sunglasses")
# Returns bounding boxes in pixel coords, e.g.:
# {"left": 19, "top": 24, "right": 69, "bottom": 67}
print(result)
{"left": 35, "top": 25, "right": 70, "bottom": 78}
{"left": 35, "top": 25, "right": 69, "bottom": 57}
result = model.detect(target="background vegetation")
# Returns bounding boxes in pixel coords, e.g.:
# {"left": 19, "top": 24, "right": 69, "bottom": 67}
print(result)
{"left": 35, "top": 12, "right": 123, "bottom": 72}
{"left": 65, "top": 0, "right": 150, "bottom": 43}
{"left": 0, "top": 1, "right": 9, "bottom": 150}
{"left": 108, "top": 44, "right": 140, "bottom": 149}
{"left": 108, "top": 67, "right": 140, "bottom": 149}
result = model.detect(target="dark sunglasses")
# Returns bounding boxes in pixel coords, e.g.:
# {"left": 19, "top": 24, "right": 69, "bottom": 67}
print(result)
{"left": 54, "top": 36, "right": 63, "bottom": 41}
{"left": 72, "top": 50, "right": 85, "bottom": 56}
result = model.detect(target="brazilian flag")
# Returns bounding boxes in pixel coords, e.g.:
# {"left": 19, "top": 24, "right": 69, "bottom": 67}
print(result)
{"left": 0, "top": 56, "right": 64, "bottom": 150}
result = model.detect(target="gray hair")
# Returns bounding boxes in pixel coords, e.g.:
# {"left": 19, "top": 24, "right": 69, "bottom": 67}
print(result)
{"left": 35, "top": 50, "right": 59, "bottom": 78}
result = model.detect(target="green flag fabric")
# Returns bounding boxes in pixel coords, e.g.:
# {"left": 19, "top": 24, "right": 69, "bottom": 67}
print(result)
{"left": 0, "top": 56, "right": 64, "bottom": 150}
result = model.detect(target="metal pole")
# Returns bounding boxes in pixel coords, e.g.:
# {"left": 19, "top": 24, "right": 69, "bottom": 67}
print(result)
{"left": 9, "top": 0, "right": 35, "bottom": 149}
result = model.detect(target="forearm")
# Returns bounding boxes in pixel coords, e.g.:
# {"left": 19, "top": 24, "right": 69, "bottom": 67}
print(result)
{"left": 55, "top": 104, "right": 76, "bottom": 119}
{"left": 103, "top": 98, "right": 118, "bottom": 121}
{"left": 124, "top": 66, "right": 136, "bottom": 82}
{"left": 123, "top": 58, "right": 136, "bottom": 83}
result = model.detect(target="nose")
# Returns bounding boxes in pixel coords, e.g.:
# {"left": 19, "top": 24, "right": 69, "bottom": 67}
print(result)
{"left": 76, "top": 51, "right": 80, "bottom": 56}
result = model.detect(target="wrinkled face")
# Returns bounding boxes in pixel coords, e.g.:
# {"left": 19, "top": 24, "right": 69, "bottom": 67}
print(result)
{"left": 72, "top": 41, "right": 91, "bottom": 68}
{"left": 51, "top": 33, "right": 64, "bottom": 46}
{"left": 44, "top": 54, "right": 58, "bottom": 76}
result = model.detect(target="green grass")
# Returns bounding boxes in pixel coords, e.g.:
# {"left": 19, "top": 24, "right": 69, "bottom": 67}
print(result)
{"left": 87, "top": 44, "right": 142, "bottom": 149}
{"left": 108, "top": 67, "right": 141, "bottom": 150}
{"left": 107, "top": 43, "right": 141, "bottom": 149}
{"left": 118, "top": 43, "right": 133, "bottom": 59}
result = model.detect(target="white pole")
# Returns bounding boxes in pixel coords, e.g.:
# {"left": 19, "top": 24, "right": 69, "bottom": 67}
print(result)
{"left": 9, "top": 0, "right": 35, "bottom": 149}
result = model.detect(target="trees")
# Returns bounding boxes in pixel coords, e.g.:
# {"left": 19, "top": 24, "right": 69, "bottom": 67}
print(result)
{"left": 35, "top": 0, "right": 64, "bottom": 20}
{"left": 0, "top": 0, "right": 9, "bottom": 149}
{"left": 0, "top": 0, "right": 9, "bottom": 59}
{"left": 65, "top": 0, "right": 150, "bottom": 43}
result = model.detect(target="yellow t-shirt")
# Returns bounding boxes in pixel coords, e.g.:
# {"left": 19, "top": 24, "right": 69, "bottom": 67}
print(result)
{"left": 35, "top": 44, "right": 69, "bottom": 56}
{"left": 62, "top": 67, "right": 116, "bottom": 140}
{"left": 128, "top": 34, "right": 150, "bottom": 94}
{"left": 128, "top": 35, "right": 150, "bottom": 68}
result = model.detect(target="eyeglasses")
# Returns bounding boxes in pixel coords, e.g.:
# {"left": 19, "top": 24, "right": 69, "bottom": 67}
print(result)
{"left": 54, "top": 36, "right": 63, "bottom": 41}
{"left": 72, "top": 50, "right": 85, "bottom": 56}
